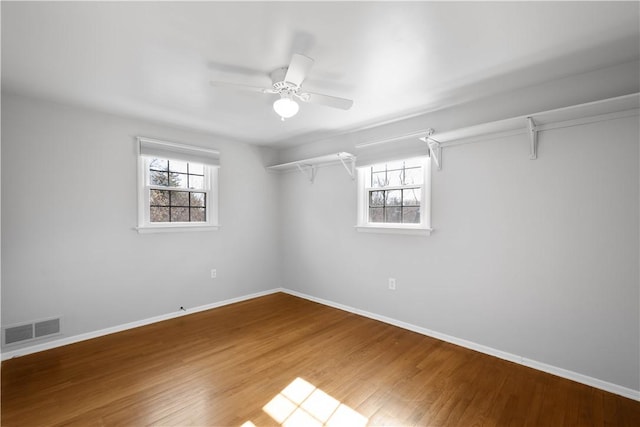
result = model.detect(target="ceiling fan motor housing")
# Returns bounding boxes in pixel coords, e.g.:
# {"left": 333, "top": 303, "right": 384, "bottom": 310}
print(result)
{"left": 270, "top": 67, "right": 300, "bottom": 97}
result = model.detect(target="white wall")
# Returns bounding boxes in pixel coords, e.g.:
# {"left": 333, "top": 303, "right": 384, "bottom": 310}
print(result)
{"left": 1, "top": 61, "right": 638, "bottom": 397}
{"left": 1, "top": 93, "right": 281, "bottom": 352}
{"left": 280, "top": 115, "right": 639, "bottom": 392}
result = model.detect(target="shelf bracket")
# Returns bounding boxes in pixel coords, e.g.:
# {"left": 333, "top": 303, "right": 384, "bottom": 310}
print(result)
{"left": 421, "top": 128, "right": 442, "bottom": 171}
{"left": 296, "top": 163, "right": 316, "bottom": 183}
{"left": 338, "top": 156, "right": 355, "bottom": 180}
{"left": 527, "top": 117, "right": 538, "bottom": 160}
{"left": 428, "top": 140, "right": 442, "bottom": 171}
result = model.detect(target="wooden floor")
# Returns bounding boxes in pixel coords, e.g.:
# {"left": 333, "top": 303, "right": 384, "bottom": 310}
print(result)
{"left": 2, "top": 293, "right": 639, "bottom": 426}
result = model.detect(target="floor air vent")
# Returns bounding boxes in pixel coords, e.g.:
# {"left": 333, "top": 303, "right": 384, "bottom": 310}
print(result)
{"left": 4, "top": 324, "right": 33, "bottom": 345}
{"left": 3, "top": 318, "right": 61, "bottom": 346}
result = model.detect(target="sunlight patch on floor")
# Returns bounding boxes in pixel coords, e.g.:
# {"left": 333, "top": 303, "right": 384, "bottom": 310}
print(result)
{"left": 261, "top": 377, "right": 368, "bottom": 427}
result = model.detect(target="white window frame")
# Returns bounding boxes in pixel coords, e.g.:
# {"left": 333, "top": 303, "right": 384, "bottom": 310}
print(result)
{"left": 136, "top": 137, "right": 219, "bottom": 234}
{"left": 356, "top": 156, "right": 432, "bottom": 236}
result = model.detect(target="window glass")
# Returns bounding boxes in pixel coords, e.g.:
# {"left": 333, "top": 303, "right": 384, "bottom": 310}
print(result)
{"left": 189, "top": 175, "right": 204, "bottom": 189}
{"left": 169, "top": 160, "right": 188, "bottom": 174}
{"left": 137, "top": 137, "right": 219, "bottom": 231}
{"left": 357, "top": 156, "right": 430, "bottom": 230}
{"left": 145, "top": 157, "right": 210, "bottom": 224}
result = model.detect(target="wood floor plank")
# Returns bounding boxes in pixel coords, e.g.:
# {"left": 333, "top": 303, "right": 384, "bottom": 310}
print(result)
{"left": 2, "top": 293, "right": 639, "bottom": 426}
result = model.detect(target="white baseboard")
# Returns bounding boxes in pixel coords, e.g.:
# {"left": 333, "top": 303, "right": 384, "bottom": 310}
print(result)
{"left": 281, "top": 289, "right": 640, "bottom": 401}
{"left": 3, "top": 287, "right": 638, "bottom": 402}
{"left": 1, "top": 288, "right": 283, "bottom": 361}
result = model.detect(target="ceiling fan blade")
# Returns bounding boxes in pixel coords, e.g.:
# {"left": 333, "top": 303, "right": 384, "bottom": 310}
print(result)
{"left": 299, "top": 92, "right": 354, "bottom": 110}
{"left": 209, "top": 81, "right": 275, "bottom": 94}
{"left": 284, "top": 54, "right": 314, "bottom": 87}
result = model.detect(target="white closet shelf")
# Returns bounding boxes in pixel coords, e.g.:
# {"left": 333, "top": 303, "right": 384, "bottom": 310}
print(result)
{"left": 355, "top": 93, "right": 638, "bottom": 154}
{"left": 267, "top": 152, "right": 355, "bottom": 170}
{"left": 267, "top": 152, "right": 356, "bottom": 183}
{"left": 428, "top": 93, "right": 639, "bottom": 146}
{"left": 415, "top": 93, "right": 639, "bottom": 170}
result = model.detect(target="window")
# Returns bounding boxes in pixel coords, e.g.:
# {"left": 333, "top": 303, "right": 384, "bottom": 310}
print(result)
{"left": 137, "top": 137, "right": 219, "bottom": 233}
{"left": 356, "top": 156, "right": 431, "bottom": 235}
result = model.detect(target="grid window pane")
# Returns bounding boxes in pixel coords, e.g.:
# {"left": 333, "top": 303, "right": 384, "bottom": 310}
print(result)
{"left": 150, "top": 189, "right": 170, "bottom": 206}
{"left": 171, "top": 207, "right": 189, "bottom": 222}
{"left": 369, "top": 207, "right": 384, "bottom": 223}
{"left": 371, "top": 163, "right": 386, "bottom": 172}
{"left": 385, "top": 190, "right": 402, "bottom": 206}
{"left": 150, "top": 206, "right": 170, "bottom": 222}
{"left": 171, "top": 191, "right": 189, "bottom": 206}
{"left": 150, "top": 170, "right": 169, "bottom": 186}
{"left": 170, "top": 173, "right": 188, "bottom": 188}
{"left": 403, "top": 207, "right": 421, "bottom": 223}
{"left": 403, "top": 158, "right": 423, "bottom": 169}
{"left": 387, "top": 169, "right": 403, "bottom": 187}
{"left": 371, "top": 171, "right": 386, "bottom": 188}
{"left": 146, "top": 157, "right": 213, "bottom": 225}
{"left": 402, "top": 188, "right": 421, "bottom": 206}
{"left": 190, "top": 207, "right": 206, "bottom": 222}
{"left": 370, "top": 191, "right": 385, "bottom": 207}
{"left": 188, "top": 174, "right": 204, "bottom": 189}
{"left": 149, "top": 158, "right": 168, "bottom": 171}
{"left": 385, "top": 160, "right": 405, "bottom": 171}
{"left": 190, "top": 192, "right": 206, "bottom": 207}
{"left": 403, "top": 167, "right": 423, "bottom": 185}
{"left": 169, "top": 160, "right": 188, "bottom": 174}
{"left": 385, "top": 207, "right": 402, "bottom": 223}
{"left": 364, "top": 158, "right": 426, "bottom": 226}
{"left": 189, "top": 163, "right": 204, "bottom": 175}
{"left": 149, "top": 189, "right": 208, "bottom": 223}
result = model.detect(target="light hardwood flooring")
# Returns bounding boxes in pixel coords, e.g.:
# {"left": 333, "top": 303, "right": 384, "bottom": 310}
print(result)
{"left": 2, "top": 292, "right": 639, "bottom": 426}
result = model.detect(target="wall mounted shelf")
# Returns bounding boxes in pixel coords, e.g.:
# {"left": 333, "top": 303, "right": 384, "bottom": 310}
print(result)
{"left": 355, "top": 93, "right": 639, "bottom": 171}
{"left": 420, "top": 93, "right": 639, "bottom": 170}
{"left": 267, "top": 152, "right": 356, "bottom": 183}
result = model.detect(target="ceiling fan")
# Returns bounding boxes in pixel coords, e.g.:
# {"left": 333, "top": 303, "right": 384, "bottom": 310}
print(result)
{"left": 210, "top": 54, "right": 354, "bottom": 121}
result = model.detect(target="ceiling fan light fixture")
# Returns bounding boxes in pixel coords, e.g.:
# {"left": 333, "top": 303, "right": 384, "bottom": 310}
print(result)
{"left": 211, "top": 54, "right": 352, "bottom": 120}
{"left": 273, "top": 96, "right": 299, "bottom": 120}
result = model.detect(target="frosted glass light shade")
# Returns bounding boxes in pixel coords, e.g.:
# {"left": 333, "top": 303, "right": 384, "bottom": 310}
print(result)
{"left": 273, "top": 97, "right": 299, "bottom": 119}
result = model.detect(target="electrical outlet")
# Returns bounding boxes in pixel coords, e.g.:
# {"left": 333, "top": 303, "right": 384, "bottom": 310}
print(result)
{"left": 388, "top": 278, "right": 396, "bottom": 290}
{"left": 211, "top": 269, "right": 217, "bottom": 279}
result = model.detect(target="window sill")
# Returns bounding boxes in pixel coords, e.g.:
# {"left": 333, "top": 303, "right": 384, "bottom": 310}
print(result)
{"left": 355, "top": 225, "right": 432, "bottom": 236}
{"left": 135, "top": 225, "right": 220, "bottom": 234}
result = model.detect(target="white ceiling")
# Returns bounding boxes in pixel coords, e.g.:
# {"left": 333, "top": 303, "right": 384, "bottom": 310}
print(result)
{"left": 2, "top": 1, "right": 639, "bottom": 147}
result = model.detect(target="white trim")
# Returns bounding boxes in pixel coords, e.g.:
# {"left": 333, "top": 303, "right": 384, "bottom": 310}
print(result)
{"left": 0, "top": 288, "right": 283, "bottom": 361}
{"left": 267, "top": 152, "right": 355, "bottom": 171}
{"left": 356, "top": 156, "right": 431, "bottom": 232}
{"left": 137, "top": 152, "right": 219, "bottom": 230}
{"left": 137, "top": 136, "right": 220, "bottom": 166}
{"left": 267, "top": 152, "right": 356, "bottom": 183}
{"left": 3, "top": 287, "right": 637, "bottom": 401}
{"left": 281, "top": 289, "right": 640, "bottom": 401}
{"left": 355, "top": 226, "right": 432, "bottom": 236}
{"left": 135, "top": 225, "right": 220, "bottom": 234}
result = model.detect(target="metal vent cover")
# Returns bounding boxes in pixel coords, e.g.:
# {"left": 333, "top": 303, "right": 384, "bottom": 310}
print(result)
{"left": 3, "top": 317, "right": 61, "bottom": 346}
{"left": 35, "top": 318, "right": 60, "bottom": 338}
{"left": 4, "top": 324, "right": 34, "bottom": 345}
